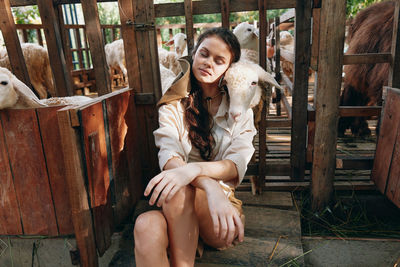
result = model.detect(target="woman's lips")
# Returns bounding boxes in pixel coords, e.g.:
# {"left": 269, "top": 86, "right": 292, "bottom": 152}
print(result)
{"left": 199, "top": 69, "right": 211, "bottom": 76}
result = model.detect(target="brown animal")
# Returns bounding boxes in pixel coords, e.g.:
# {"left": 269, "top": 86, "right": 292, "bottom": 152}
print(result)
{"left": 338, "top": 1, "right": 395, "bottom": 136}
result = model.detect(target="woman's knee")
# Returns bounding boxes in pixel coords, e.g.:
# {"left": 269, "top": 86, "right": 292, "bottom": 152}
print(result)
{"left": 134, "top": 211, "right": 168, "bottom": 253}
{"left": 162, "top": 185, "right": 195, "bottom": 219}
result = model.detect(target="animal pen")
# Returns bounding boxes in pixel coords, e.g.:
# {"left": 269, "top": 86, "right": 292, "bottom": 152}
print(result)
{"left": 0, "top": 0, "right": 399, "bottom": 266}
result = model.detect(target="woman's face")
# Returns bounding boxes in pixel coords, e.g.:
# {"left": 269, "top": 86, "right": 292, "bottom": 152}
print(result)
{"left": 192, "top": 36, "right": 233, "bottom": 87}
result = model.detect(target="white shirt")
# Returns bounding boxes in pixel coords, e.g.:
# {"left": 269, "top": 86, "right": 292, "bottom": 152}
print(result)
{"left": 153, "top": 93, "right": 256, "bottom": 187}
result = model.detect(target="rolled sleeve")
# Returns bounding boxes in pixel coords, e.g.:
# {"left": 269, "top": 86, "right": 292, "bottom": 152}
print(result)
{"left": 153, "top": 103, "right": 188, "bottom": 171}
{"left": 222, "top": 109, "right": 257, "bottom": 185}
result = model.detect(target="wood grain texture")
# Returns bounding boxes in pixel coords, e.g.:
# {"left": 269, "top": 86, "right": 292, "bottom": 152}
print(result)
{"left": 0, "top": 116, "right": 22, "bottom": 235}
{"left": 389, "top": 1, "right": 400, "bottom": 88}
{"left": 57, "top": 108, "right": 98, "bottom": 267}
{"left": 37, "top": 106, "right": 74, "bottom": 235}
{"left": 311, "top": 0, "right": 346, "bottom": 211}
{"left": 1, "top": 109, "right": 58, "bottom": 235}
{"left": 80, "top": 102, "right": 113, "bottom": 256}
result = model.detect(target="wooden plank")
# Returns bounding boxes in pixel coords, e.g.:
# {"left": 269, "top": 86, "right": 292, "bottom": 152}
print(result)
{"left": 0, "top": 116, "right": 23, "bottom": 235}
{"left": 153, "top": 0, "right": 297, "bottom": 18}
{"left": 290, "top": 0, "right": 312, "bottom": 180}
{"left": 310, "top": 8, "right": 320, "bottom": 71}
{"left": 37, "top": 107, "right": 74, "bottom": 235}
{"left": 266, "top": 118, "right": 291, "bottom": 128}
{"left": 57, "top": 108, "right": 98, "bottom": 267}
{"left": 80, "top": 0, "right": 111, "bottom": 95}
{"left": 371, "top": 88, "right": 400, "bottom": 193}
{"left": 1, "top": 109, "right": 58, "bottom": 235}
{"left": 308, "top": 106, "right": 381, "bottom": 121}
{"left": 184, "top": 0, "right": 195, "bottom": 53}
{"left": 383, "top": 126, "right": 400, "bottom": 207}
{"left": 389, "top": 1, "right": 400, "bottom": 88}
{"left": 343, "top": 53, "right": 392, "bottom": 65}
{"left": 37, "top": 0, "right": 73, "bottom": 97}
{"left": 279, "top": 8, "right": 295, "bottom": 23}
{"left": 56, "top": 5, "right": 74, "bottom": 74}
{"left": 80, "top": 102, "right": 113, "bottom": 256}
{"left": 0, "top": 0, "right": 32, "bottom": 88}
{"left": 235, "top": 191, "right": 293, "bottom": 208}
{"left": 274, "top": 16, "right": 282, "bottom": 116}
{"left": 105, "top": 90, "right": 143, "bottom": 226}
{"left": 220, "top": 0, "right": 230, "bottom": 29}
{"left": 311, "top": 0, "right": 346, "bottom": 210}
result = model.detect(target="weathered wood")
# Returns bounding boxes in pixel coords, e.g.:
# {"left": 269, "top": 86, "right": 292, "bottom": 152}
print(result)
{"left": 0, "top": 117, "right": 23, "bottom": 235}
{"left": 235, "top": 191, "right": 293, "bottom": 208}
{"left": 371, "top": 88, "right": 400, "bottom": 194}
{"left": 312, "top": 0, "right": 346, "bottom": 211}
{"left": 184, "top": 0, "right": 195, "bottom": 53}
{"left": 1, "top": 109, "right": 58, "bottom": 235}
{"left": 105, "top": 90, "right": 143, "bottom": 226}
{"left": 310, "top": 8, "right": 320, "bottom": 71}
{"left": 56, "top": 5, "right": 74, "bottom": 75}
{"left": 255, "top": 0, "right": 267, "bottom": 194}
{"left": 266, "top": 118, "right": 291, "bottom": 128}
{"left": 343, "top": 53, "right": 392, "bottom": 65}
{"left": 389, "top": 1, "right": 400, "bottom": 88}
{"left": 390, "top": 135, "right": 400, "bottom": 208}
{"left": 274, "top": 17, "right": 282, "bottom": 116}
{"left": 37, "top": 0, "right": 73, "bottom": 97}
{"left": 220, "top": 0, "right": 230, "bottom": 29}
{"left": 37, "top": 107, "right": 74, "bottom": 235}
{"left": 279, "top": 8, "right": 295, "bottom": 24}
{"left": 153, "top": 0, "right": 297, "bottom": 18}
{"left": 290, "top": 0, "right": 312, "bottom": 180}
{"left": 80, "top": 102, "right": 113, "bottom": 256}
{"left": 57, "top": 108, "right": 98, "bottom": 267}
{"left": 0, "top": 0, "right": 32, "bottom": 88}
{"left": 80, "top": 0, "right": 111, "bottom": 95}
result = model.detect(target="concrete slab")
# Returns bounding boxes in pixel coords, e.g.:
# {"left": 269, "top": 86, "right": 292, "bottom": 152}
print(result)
{"left": 302, "top": 238, "right": 400, "bottom": 267}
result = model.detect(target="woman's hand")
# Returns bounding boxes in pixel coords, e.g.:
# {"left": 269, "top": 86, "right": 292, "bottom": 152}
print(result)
{"left": 205, "top": 182, "right": 244, "bottom": 246}
{"left": 144, "top": 163, "right": 201, "bottom": 207}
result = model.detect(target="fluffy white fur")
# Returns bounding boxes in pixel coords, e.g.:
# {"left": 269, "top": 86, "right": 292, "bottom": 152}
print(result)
{"left": 0, "top": 43, "right": 55, "bottom": 99}
{"left": 105, "top": 39, "right": 127, "bottom": 77}
{"left": 159, "top": 63, "right": 177, "bottom": 95}
{"left": 0, "top": 67, "right": 92, "bottom": 109}
{"left": 165, "top": 33, "right": 188, "bottom": 57}
{"left": 233, "top": 22, "right": 259, "bottom": 51}
{"left": 158, "top": 48, "right": 181, "bottom": 76}
{"left": 224, "top": 59, "right": 282, "bottom": 127}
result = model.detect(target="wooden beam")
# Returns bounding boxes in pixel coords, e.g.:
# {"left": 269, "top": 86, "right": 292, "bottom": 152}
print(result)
{"left": 308, "top": 106, "right": 382, "bottom": 121}
{"left": 274, "top": 16, "right": 282, "bottom": 116}
{"left": 57, "top": 108, "right": 98, "bottom": 267}
{"left": 220, "top": 0, "right": 230, "bottom": 29}
{"left": 310, "top": 7, "right": 320, "bottom": 71}
{"left": 312, "top": 0, "right": 346, "bottom": 211}
{"left": 184, "top": 0, "right": 195, "bottom": 53}
{"left": 389, "top": 1, "right": 400, "bottom": 88}
{"left": 37, "top": 0, "right": 74, "bottom": 97}
{"left": 0, "top": 0, "right": 32, "bottom": 88}
{"left": 80, "top": 0, "right": 111, "bottom": 96}
{"left": 290, "top": 0, "right": 312, "bottom": 180}
{"left": 279, "top": 8, "right": 295, "bottom": 23}
{"left": 343, "top": 53, "right": 392, "bottom": 65}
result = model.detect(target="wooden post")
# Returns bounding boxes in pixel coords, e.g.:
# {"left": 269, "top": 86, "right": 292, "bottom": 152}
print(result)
{"left": 220, "top": 0, "right": 230, "bottom": 29}
{"left": 184, "top": 0, "right": 195, "bottom": 53}
{"left": 57, "top": 108, "right": 98, "bottom": 267}
{"left": 389, "top": 1, "right": 400, "bottom": 88}
{"left": 290, "top": 0, "right": 312, "bottom": 180}
{"left": 80, "top": 0, "right": 111, "bottom": 96}
{"left": 0, "top": 0, "right": 32, "bottom": 88}
{"left": 274, "top": 16, "right": 282, "bottom": 116}
{"left": 311, "top": 0, "right": 346, "bottom": 211}
{"left": 256, "top": 0, "right": 267, "bottom": 194}
{"left": 37, "top": 0, "right": 74, "bottom": 97}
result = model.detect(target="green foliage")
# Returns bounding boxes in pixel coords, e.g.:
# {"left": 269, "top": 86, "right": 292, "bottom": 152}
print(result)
{"left": 12, "top": 6, "right": 40, "bottom": 24}
{"left": 346, "top": 0, "right": 383, "bottom": 18}
{"left": 97, "top": 3, "right": 121, "bottom": 43}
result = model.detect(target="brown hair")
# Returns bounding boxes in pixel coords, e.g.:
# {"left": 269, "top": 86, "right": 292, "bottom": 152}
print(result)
{"left": 182, "top": 28, "right": 241, "bottom": 160}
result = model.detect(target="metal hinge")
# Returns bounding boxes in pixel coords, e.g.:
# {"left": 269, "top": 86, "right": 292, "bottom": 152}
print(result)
{"left": 126, "top": 20, "right": 155, "bottom": 31}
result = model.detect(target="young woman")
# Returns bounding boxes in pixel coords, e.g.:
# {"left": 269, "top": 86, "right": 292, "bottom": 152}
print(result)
{"left": 134, "top": 28, "right": 257, "bottom": 267}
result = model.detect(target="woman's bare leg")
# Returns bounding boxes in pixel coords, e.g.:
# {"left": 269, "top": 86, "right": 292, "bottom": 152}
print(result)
{"left": 194, "top": 188, "right": 241, "bottom": 249}
{"left": 134, "top": 210, "right": 169, "bottom": 267}
{"left": 163, "top": 185, "right": 199, "bottom": 267}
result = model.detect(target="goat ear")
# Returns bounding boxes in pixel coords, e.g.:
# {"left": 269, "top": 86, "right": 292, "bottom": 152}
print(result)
{"left": 254, "top": 64, "right": 282, "bottom": 90}
{"left": 11, "top": 75, "right": 46, "bottom": 107}
{"left": 253, "top": 28, "right": 259, "bottom": 38}
{"left": 165, "top": 39, "right": 174, "bottom": 46}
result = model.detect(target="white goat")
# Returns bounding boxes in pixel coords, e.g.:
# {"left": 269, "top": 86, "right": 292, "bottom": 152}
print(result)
{"left": 0, "top": 67, "right": 92, "bottom": 109}
{"left": 0, "top": 43, "right": 55, "bottom": 99}
{"left": 105, "top": 39, "right": 127, "bottom": 77}
{"left": 158, "top": 48, "right": 181, "bottom": 76}
{"left": 233, "top": 22, "right": 259, "bottom": 51}
{"left": 165, "top": 33, "right": 188, "bottom": 57}
{"left": 224, "top": 59, "right": 282, "bottom": 127}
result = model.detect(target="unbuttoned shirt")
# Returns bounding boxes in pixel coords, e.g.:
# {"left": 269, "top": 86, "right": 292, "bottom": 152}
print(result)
{"left": 153, "top": 92, "right": 257, "bottom": 188}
